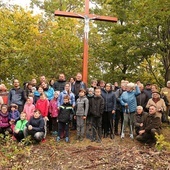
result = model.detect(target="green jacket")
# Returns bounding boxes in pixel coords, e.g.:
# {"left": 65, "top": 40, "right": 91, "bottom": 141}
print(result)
{"left": 15, "top": 119, "right": 28, "bottom": 131}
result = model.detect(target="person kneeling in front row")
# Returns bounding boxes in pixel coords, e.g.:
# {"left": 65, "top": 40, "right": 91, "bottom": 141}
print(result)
{"left": 136, "top": 105, "right": 161, "bottom": 145}
{"left": 24, "top": 109, "right": 45, "bottom": 142}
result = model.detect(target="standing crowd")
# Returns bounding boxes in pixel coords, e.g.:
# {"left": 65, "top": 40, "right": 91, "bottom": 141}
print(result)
{"left": 0, "top": 73, "right": 170, "bottom": 145}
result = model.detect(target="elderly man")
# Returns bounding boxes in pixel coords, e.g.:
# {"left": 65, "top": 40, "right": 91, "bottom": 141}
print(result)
{"left": 136, "top": 105, "right": 161, "bottom": 144}
{"left": 134, "top": 106, "right": 148, "bottom": 135}
{"left": 160, "top": 80, "right": 170, "bottom": 121}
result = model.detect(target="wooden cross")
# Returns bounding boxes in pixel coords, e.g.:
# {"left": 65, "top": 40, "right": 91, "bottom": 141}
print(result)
{"left": 55, "top": 0, "right": 117, "bottom": 84}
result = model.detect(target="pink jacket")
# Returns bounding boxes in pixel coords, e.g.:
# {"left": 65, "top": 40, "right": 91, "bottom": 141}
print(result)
{"left": 49, "top": 98, "right": 59, "bottom": 118}
{"left": 23, "top": 97, "right": 35, "bottom": 120}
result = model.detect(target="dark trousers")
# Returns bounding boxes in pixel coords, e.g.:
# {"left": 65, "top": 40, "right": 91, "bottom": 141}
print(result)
{"left": 0, "top": 127, "right": 12, "bottom": 135}
{"left": 115, "top": 110, "right": 124, "bottom": 134}
{"left": 136, "top": 129, "right": 160, "bottom": 144}
{"left": 18, "top": 105, "right": 24, "bottom": 113}
{"left": 51, "top": 117, "right": 58, "bottom": 132}
{"left": 86, "top": 115, "right": 92, "bottom": 139}
{"left": 102, "top": 111, "right": 114, "bottom": 135}
{"left": 92, "top": 116, "right": 102, "bottom": 140}
{"left": 135, "top": 127, "right": 141, "bottom": 135}
{"left": 13, "top": 131, "right": 24, "bottom": 142}
{"left": 58, "top": 122, "right": 69, "bottom": 138}
{"left": 47, "top": 114, "right": 52, "bottom": 132}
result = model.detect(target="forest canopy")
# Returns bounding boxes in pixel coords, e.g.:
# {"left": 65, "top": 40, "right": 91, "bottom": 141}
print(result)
{"left": 0, "top": 0, "right": 169, "bottom": 87}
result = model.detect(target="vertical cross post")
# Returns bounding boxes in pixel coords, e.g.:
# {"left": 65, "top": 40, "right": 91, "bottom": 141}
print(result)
{"left": 83, "top": 0, "right": 89, "bottom": 84}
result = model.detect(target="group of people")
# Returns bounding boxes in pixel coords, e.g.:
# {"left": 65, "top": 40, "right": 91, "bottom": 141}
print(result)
{"left": 0, "top": 73, "right": 170, "bottom": 145}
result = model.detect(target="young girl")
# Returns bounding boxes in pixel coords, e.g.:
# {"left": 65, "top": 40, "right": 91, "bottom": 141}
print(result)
{"left": 13, "top": 112, "right": 28, "bottom": 142}
{"left": 49, "top": 91, "right": 60, "bottom": 135}
{"left": 23, "top": 97, "right": 35, "bottom": 120}
{"left": 35, "top": 93, "right": 49, "bottom": 120}
{"left": 36, "top": 93, "right": 49, "bottom": 139}
{"left": 8, "top": 103, "right": 20, "bottom": 130}
{"left": 0, "top": 104, "right": 12, "bottom": 136}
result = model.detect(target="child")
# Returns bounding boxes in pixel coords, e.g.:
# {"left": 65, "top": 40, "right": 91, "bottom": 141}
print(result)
{"left": 24, "top": 109, "right": 45, "bottom": 142}
{"left": 13, "top": 112, "right": 28, "bottom": 142}
{"left": 0, "top": 104, "right": 12, "bottom": 135}
{"left": 56, "top": 95, "right": 73, "bottom": 143}
{"left": 33, "top": 86, "right": 44, "bottom": 104}
{"left": 49, "top": 91, "right": 60, "bottom": 135}
{"left": 23, "top": 97, "right": 35, "bottom": 120}
{"left": 90, "top": 87, "right": 104, "bottom": 143}
{"left": 86, "top": 88, "right": 94, "bottom": 139}
{"left": 74, "top": 89, "right": 89, "bottom": 141}
{"left": 8, "top": 103, "right": 20, "bottom": 130}
{"left": 35, "top": 93, "right": 49, "bottom": 120}
{"left": 35, "top": 93, "right": 49, "bottom": 139}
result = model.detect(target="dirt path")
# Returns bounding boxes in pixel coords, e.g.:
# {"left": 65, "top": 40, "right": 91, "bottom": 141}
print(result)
{"left": 1, "top": 126, "right": 170, "bottom": 170}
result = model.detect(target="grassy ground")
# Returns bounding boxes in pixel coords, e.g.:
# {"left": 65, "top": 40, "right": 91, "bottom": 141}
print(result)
{"left": 1, "top": 124, "right": 170, "bottom": 170}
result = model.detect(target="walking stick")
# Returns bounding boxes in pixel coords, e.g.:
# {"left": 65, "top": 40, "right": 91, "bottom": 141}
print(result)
{"left": 127, "top": 108, "right": 134, "bottom": 140}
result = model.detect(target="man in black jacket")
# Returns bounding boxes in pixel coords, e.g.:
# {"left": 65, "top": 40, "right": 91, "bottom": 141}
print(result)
{"left": 136, "top": 105, "right": 161, "bottom": 144}
{"left": 53, "top": 73, "right": 66, "bottom": 92}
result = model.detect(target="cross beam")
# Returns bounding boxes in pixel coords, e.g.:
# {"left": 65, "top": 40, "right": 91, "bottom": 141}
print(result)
{"left": 54, "top": 11, "right": 118, "bottom": 22}
{"left": 55, "top": 0, "right": 117, "bottom": 84}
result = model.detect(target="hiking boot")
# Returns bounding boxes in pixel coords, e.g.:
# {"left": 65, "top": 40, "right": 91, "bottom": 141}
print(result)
{"left": 79, "top": 136, "right": 84, "bottom": 141}
{"left": 121, "top": 133, "right": 125, "bottom": 139}
{"left": 103, "top": 133, "right": 108, "bottom": 138}
{"left": 76, "top": 135, "right": 80, "bottom": 140}
{"left": 65, "top": 137, "right": 69, "bottom": 143}
{"left": 96, "top": 139, "right": 101, "bottom": 143}
{"left": 52, "top": 131, "right": 58, "bottom": 136}
{"left": 56, "top": 136, "right": 60, "bottom": 142}
{"left": 110, "top": 134, "right": 114, "bottom": 139}
{"left": 130, "top": 134, "right": 134, "bottom": 139}
{"left": 91, "top": 138, "right": 96, "bottom": 142}
{"left": 71, "top": 127, "right": 76, "bottom": 131}
{"left": 114, "top": 132, "right": 119, "bottom": 136}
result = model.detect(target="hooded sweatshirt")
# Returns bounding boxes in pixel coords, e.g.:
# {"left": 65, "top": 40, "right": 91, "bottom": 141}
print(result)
{"left": 23, "top": 97, "right": 35, "bottom": 120}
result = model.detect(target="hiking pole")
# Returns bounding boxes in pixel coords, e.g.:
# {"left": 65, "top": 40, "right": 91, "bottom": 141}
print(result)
{"left": 121, "top": 106, "right": 127, "bottom": 139}
{"left": 109, "top": 116, "right": 114, "bottom": 139}
{"left": 127, "top": 108, "right": 134, "bottom": 140}
{"left": 121, "top": 117, "right": 125, "bottom": 139}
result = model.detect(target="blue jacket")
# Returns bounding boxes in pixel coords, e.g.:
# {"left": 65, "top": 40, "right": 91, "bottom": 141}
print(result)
{"left": 58, "top": 90, "right": 75, "bottom": 107}
{"left": 101, "top": 89, "right": 116, "bottom": 112}
{"left": 44, "top": 86, "right": 54, "bottom": 101}
{"left": 8, "top": 110, "right": 20, "bottom": 123}
{"left": 120, "top": 86, "right": 140, "bottom": 113}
